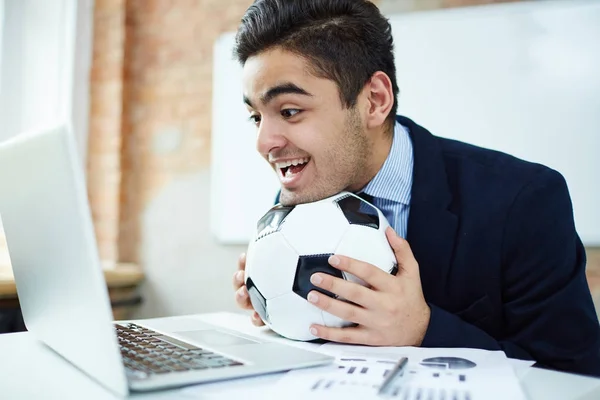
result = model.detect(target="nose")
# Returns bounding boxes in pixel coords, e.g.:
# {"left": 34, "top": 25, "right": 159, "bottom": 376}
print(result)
{"left": 256, "top": 117, "right": 287, "bottom": 157}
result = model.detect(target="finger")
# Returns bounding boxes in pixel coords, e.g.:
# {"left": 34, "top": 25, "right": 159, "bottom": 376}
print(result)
{"left": 251, "top": 311, "right": 265, "bottom": 326}
{"left": 232, "top": 270, "right": 245, "bottom": 290}
{"left": 235, "top": 286, "right": 253, "bottom": 310}
{"left": 329, "top": 254, "right": 393, "bottom": 291}
{"left": 309, "top": 324, "right": 373, "bottom": 345}
{"left": 310, "top": 273, "right": 379, "bottom": 310}
{"left": 306, "top": 290, "right": 369, "bottom": 326}
{"left": 238, "top": 252, "right": 247, "bottom": 271}
{"left": 385, "top": 227, "right": 418, "bottom": 276}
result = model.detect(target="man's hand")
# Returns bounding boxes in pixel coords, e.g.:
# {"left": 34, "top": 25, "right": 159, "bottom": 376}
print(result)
{"left": 307, "top": 227, "right": 431, "bottom": 346}
{"left": 232, "top": 252, "right": 265, "bottom": 327}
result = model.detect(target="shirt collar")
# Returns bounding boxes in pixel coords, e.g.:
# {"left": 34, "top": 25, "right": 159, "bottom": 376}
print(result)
{"left": 359, "top": 121, "right": 414, "bottom": 205}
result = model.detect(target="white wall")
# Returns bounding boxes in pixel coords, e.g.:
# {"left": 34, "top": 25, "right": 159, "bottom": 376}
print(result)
{"left": 210, "top": 0, "right": 600, "bottom": 246}
{"left": 134, "top": 170, "right": 246, "bottom": 318}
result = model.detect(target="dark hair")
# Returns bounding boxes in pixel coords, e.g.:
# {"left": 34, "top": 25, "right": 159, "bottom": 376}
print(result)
{"left": 234, "top": 0, "right": 399, "bottom": 124}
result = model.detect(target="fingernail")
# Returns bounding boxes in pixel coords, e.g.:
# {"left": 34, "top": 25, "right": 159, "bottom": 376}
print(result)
{"left": 236, "top": 270, "right": 244, "bottom": 281}
{"left": 237, "top": 287, "right": 247, "bottom": 298}
{"left": 310, "top": 327, "right": 318, "bottom": 336}
{"left": 310, "top": 274, "right": 322, "bottom": 285}
{"left": 307, "top": 292, "right": 319, "bottom": 303}
{"left": 329, "top": 255, "right": 340, "bottom": 266}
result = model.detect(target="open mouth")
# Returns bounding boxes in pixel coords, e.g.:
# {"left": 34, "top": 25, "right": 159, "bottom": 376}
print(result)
{"left": 275, "top": 157, "right": 310, "bottom": 181}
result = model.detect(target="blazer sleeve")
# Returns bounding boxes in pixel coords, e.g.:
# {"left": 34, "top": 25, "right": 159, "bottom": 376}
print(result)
{"left": 421, "top": 168, "right": 600, "bottom": 377}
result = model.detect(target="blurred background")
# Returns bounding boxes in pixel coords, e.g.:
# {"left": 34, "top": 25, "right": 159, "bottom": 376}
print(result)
{"left": 0, "top": 0, "right": 598, "bottom": 333}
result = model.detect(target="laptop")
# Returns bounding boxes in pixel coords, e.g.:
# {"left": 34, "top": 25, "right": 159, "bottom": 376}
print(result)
{"left": 0, "top": 124, "right": 333, "bottom": 397}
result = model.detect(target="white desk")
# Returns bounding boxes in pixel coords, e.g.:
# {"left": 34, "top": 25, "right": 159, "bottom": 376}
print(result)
{"left": 1, "top": 312, "right": 599, "bottom": 400}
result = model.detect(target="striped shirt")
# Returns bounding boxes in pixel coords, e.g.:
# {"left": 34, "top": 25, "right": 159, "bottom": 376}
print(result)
{"left": 359, "top": 122, "right": 414, "bottom": 239}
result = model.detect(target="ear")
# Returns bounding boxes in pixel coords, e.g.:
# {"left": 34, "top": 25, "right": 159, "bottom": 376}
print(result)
{"left": 362, "top": 71, "right": 394, "bottom": 130}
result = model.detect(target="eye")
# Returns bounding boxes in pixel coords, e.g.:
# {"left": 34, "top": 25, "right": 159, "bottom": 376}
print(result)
{"left": 281, "top": 109, "right": 301, "bottom": 119}
{"left": 248, "top": 114, "right": 262, "bottom": 127}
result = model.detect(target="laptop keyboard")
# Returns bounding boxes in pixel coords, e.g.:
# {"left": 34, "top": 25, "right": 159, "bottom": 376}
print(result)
{"left": 116, "top": 323, "right": 244, "bottom": 378}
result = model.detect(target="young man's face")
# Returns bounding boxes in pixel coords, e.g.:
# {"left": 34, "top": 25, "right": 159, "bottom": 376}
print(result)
{"left": 242, "top": 48, "right": 373, "bottom": 206}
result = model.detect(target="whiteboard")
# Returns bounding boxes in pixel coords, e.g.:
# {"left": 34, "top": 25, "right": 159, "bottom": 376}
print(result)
{"left": 210, "top": 0, "right": 600, "bottom": 246}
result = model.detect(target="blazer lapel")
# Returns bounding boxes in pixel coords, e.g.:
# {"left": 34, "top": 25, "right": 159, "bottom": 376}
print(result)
{"left": 398, "top": 116, "right": 458, "bottom": 303}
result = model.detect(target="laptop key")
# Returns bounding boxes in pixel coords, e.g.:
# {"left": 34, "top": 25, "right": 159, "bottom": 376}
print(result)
{"left": 221, "top": 360, "right": 244, "bottom": 367}
{"left": 208, "top": 356, "right": 231, "bottom": 362}
{"left": 154, "top": 368, "right": 171, "bottom": 374}
{"left": 198, "top": 359, "right": 227, "bottom": 368}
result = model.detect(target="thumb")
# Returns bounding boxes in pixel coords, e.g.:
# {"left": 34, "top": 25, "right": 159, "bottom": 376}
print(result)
{"left": 385, "top": 227, "right": 419, "bottom": 276}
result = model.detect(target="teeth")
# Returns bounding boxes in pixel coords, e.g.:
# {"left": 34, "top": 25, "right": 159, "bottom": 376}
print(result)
{"left": 275, "top": 157, "right": 309, "bottom": 170}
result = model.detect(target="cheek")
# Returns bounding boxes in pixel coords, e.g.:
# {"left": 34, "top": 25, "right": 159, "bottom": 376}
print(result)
{"left": 289, "top": 118, "right": 349, "bottom": 166}
{"left": 312, "top": 143, "right": 345, "bottom": 176}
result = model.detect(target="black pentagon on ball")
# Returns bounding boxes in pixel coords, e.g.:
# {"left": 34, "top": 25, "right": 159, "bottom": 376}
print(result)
{"left": 255, "top": 204, "right": 295, "bottom": 240}
{"left": 334, "top": 194, "right": 379, "bottom": 229}
{"left": 293, "top": 254, "right": 343, "bottom": 300}
{"left": 246, "top": 277, "right": 270, "bottom": 324}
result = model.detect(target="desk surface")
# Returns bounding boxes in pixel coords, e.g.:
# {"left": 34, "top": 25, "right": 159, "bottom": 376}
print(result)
{"left": 1, "top": 312, "right": 599, "bottom": 400}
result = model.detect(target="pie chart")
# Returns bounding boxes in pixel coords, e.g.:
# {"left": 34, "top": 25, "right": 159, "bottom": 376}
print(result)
{"left": 419, "top": 357, "right": 477, "bottom": 369}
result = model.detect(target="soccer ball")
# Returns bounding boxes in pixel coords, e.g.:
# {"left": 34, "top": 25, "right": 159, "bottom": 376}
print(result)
{"left": 244, "top": 191, "right": 398, "bottom": 341}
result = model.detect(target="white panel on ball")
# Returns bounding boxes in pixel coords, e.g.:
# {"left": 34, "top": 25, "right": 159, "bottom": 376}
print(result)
{"left": 280, "top": 200, "right": 350, "bottom": 256}
{"left": 335, "top": 223, "right": 397, "bottom": 286}
{"left": 266, "top": 292, "right": 324, "bottom": 341}
{"left": 244, "top": 232, "right": 299, "bottom": 300}
{"left": 322, "top": 310, "right": 351, "bottom": 329}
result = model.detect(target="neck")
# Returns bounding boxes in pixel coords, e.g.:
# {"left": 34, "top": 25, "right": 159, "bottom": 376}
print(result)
{"left": 350, "top": 121, "right": 394, "bottom": 192}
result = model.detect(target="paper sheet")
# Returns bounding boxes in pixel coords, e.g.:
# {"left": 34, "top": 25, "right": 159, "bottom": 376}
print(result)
{"left": 271, "top": 345, "right": 527, "bottom": 400}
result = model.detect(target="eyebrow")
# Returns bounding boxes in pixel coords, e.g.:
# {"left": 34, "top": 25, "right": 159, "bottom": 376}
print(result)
{"left": 243, "top": 83, "right": 313, "bottom": 108}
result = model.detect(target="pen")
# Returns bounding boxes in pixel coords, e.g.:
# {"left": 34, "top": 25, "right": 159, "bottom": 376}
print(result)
{"left": 377, "top": 356, "right": 409, "bottom": 396}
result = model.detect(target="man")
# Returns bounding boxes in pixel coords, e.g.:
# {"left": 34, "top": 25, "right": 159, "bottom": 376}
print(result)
{"left": 230, "top": 0, "right": 600, "bottom": 377}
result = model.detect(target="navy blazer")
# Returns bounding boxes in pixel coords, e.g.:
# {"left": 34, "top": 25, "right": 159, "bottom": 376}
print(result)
{"left": 401, "top": 115, "right": 600, "bottom": 377}
{"left": 276, "top": 115, "right": 600, "bottom": 377}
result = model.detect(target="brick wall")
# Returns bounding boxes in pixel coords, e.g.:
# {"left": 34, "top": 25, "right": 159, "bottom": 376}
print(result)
{"left": 118, "top": 0, "right": 256, "bottom": 263}
{"left": 88, "top": 0, "right": 126, "bottom": 264}
{"left": 88, "top": 0, "right": 254, "bottom": 266}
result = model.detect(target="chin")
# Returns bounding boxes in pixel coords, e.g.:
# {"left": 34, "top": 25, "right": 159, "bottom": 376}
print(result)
{"left": 279, "top": 187, "right": 342, "bottom": 206}
{"left": 278, "top": 190, "right": 302, "bottom": 206}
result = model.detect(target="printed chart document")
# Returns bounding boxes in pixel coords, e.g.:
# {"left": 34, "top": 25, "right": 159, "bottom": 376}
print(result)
{"left": 269, "top": 344, "right": 527, "bottom": 400}
{"left": 177, "top": 315, "right": 532, "bottom": 399}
